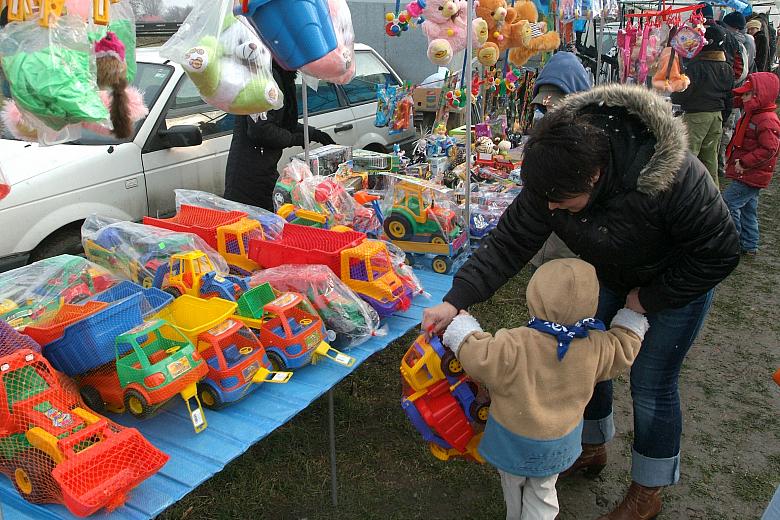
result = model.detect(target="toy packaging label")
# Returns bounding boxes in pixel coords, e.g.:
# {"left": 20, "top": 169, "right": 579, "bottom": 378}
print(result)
{"left": 191, "top": 407, "right": 205, "bottom": 429}
{"left": 272, "top": 371, "right": 290, "bottom": 382}
{"left": 167, "top": 357, "right": 191, "bottom": 378}
{"left": 335, "top": 352, "right": 351, "bottom": 365}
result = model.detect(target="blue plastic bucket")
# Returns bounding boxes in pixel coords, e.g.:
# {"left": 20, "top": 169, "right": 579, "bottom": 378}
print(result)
{"left": 240, "top": 0, "right": 337, "bottom": 70}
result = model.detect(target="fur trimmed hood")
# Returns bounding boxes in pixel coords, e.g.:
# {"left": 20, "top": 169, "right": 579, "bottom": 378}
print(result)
{"left": 555, "top": 84, "right": 688, "bottom": 197}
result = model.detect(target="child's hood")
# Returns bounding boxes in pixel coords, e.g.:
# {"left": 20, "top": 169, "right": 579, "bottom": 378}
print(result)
{"left": 526, "top": 258, "right": 600, "bottom": 325}
{"left": 745, "top": 72, "right": 780, "bottom": 111}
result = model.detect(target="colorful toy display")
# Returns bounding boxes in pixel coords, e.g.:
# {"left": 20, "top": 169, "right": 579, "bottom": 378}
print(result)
{"left": 249, "top": 264, "right": 384, "bottom": 348}
{"left": 233, "top": 283, "right": 354, "bottom": 370}
{"left": 160, "top": 2, "right": 282, "bottom": 115}
{"left": 77, "top": 319, "right": 209, "bottom": 433}
{"left": 294, "top": 145, "right": 353, "bottom": 177}
{"left": 0, "top": 321, "right": 168, "bottom": 516}
{"left": 193, "top": 319, "right": 292, "bottom": 409}
{"left": 414, "top": 0, "right": 488, "bottom": 65}
{"left": 400, "top": 334, "right": 489, "bottom": 462}
{"left": 152, "top": 250, "right": 250, "bottom": 301}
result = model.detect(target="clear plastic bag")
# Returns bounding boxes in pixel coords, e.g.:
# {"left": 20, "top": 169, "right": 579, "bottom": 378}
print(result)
{"left": 390, "top": 89, "right": 413, "bottom": 135}
{"left": 375, "top": 84, "right": 392, "bottom": 127}
{"left": 300, "top": 0, "right": 356, "bottom": 84}
{"left": 0, "top": 162, "right": 9, "bottom": 200}
{"left": 249, "top": 264, "right": 384, "bottom": 348}
{"left": 81, "top": 215, "right": 230, "bottom": 289}
{"left": 0, "top": 255, "right": 118, "bottom": 331}
{"left": 380, "top": 240, "right": 429, "bottom": 298}
{"left": 0, "top": 15, "right": 108, "bottom": 134}
{"left": 175, "top": 189, "right": 285, "bottom": 241}
{"left": 160, "top": 0, "right": 283, "bottom": 115}
{"left": 84, "top": 0, "right": 137, "bottom": 83}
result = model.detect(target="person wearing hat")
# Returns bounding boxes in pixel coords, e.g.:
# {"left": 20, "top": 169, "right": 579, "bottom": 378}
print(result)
{"left": 528, "top": 51, "right": 593, "bottom": 269}
{"left": 747, "top": 18, "right": 771, "bottom": 72}
{"left": 723, "top": 11, "right": 757, "bottom": 72}
{"left": 672, "top": 24, "right": 734, "bottom": 187}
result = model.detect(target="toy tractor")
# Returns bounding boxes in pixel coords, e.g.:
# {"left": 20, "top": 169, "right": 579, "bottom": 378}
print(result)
{"left": 153, "top": 251, "right": 249, "bottom": 302}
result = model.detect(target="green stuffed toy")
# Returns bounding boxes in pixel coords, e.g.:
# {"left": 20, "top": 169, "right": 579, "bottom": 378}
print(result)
{"left": 182, "top": 13, "right": 283, "bottom": 115}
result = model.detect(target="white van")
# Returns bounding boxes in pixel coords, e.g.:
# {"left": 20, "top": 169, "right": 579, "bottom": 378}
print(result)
{"left": 0, "top": 44, "right": 414, "bottom": 271}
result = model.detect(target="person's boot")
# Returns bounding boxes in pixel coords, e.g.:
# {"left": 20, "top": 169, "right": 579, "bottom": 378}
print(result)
{"left": 597, "top": 482, "right": 663, "bottom": 520}
{"left": 559, "top": 443, "right": 606, "bottom": 478}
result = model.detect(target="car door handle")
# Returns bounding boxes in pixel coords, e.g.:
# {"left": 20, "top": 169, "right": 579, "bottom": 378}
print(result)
{"left": 334, "top": 124, "right": 353, "bottom": 133}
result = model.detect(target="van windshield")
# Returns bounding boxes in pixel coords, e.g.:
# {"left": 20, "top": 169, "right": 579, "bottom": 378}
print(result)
{"left": 2, "top": 62, "right": 174, "bottom": 145}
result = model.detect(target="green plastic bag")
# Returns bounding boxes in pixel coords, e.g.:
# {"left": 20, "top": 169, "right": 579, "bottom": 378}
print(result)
{"left": 0, "top": 15, "right": 108, "bottom": 131}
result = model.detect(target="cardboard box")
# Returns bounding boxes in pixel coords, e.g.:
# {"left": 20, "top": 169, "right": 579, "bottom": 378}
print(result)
{"left": 412, "top": 87, "right": 442, "bottom": 112}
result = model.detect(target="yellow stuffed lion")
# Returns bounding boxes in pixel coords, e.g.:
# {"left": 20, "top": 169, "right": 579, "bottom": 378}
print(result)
{"left": 476, "top": 0, "right": 560, "bottom": 66}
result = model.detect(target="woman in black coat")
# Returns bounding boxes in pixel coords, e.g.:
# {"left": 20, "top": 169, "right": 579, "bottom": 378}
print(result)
{"left": 223, "top": 60, "right": 334, "bottom": 211}
{"left": 423, "top": 84, "right": 740, "bottom": 518}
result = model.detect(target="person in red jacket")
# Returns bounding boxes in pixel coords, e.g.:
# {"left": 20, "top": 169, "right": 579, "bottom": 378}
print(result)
{"left": 724, "top": 72, "right": 780, "bottom": 255}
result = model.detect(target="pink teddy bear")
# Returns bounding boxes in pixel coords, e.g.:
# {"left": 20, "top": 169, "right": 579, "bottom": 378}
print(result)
{"left": 409, "top": 0, "right": 489, "bottom": 65}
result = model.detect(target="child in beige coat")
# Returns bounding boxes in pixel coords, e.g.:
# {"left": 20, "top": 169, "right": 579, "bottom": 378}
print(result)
{"left": 442, "top": 258, "right": 649, "bottom": 520}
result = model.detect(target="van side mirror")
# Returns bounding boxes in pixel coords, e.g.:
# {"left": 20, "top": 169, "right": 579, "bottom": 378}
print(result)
{"left": 158, "top": 125, "right": 202, "bottom": 148}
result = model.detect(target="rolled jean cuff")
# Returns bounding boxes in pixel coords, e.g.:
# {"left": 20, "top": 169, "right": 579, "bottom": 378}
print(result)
{"left": 582, "top": 413, "right": 615, "bottom": 444}
{"left": 631, "top": 449, "right": 681, "bottom": 487}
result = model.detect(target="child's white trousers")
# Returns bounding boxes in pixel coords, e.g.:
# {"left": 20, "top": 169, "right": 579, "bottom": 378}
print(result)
{"left": 498, "top": 470, "right": 559, "bottom": 520}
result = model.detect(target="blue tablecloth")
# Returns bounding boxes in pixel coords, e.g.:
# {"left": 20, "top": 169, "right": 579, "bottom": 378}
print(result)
{"left": 1, "top": 271, "right": 452, "bottom": 520}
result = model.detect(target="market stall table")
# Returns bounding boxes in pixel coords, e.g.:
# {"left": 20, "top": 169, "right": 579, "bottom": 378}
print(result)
{"left": 0, "top": 271, "right": 453, "bottom": 520}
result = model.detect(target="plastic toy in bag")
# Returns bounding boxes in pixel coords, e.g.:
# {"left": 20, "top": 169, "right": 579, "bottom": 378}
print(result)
{"left": 380, "top": 239, "right": 429, "bottom": 299}
{"left": 300, "top": 0, "right": 356, "bottom": 84}
{"left": 671, "top": 26, "right": 705, "bottom": 59}
{"left": 160, "top": 0, "right": 283, "bottom": 115}
{"left": 375, "top": 84, "right": 393, "bottom": 128}
{"left": 0, "top": 15, "right": 109, "bottom": 137}
{"left": 0, "top": 255, "right": 117, "bottom": 331}
{"left": 249, "top": 265, "right": 384, "bottom": 348}
{"left": 175, "top": 189, "right": 285, "bottom": 241}
{"left": 390, "top": 89, "right": 413, "bottom": 135}
{"left": 81, "top": 215, "right": 231, "bottom": 290}
{"left": 274, "top": 158, "right": 316, "bottom": 210}
{"left": 0, "top": 320, "right": 169, "bottom": 516}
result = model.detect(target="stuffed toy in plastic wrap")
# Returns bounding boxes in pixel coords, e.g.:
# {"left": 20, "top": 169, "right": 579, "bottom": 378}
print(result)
{"left": 411, "top": 0, "right": 489, "bottom": 65}
{"left": 507, "top": 0, "right": 561, "bottom": 66}
{"left": 161, "top": 1, "right": 283, "bottom": 116}
{"left": 301, "top": 0, "right": 356, "bottom": 84}
{"left": 475, "top": 0, "right": 532, "bottom": 66}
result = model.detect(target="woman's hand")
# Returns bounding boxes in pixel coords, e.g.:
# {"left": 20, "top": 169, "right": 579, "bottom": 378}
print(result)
{"left": 626, "top": 288, "right": 647, "bottom": 314}
{"left": 422, "top": 302, "right": 459, "bottom": 336}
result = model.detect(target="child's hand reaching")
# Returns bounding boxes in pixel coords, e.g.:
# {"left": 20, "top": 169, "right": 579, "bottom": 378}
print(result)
{"left": 735, "top": 159, "right": 744, "bottom": 173}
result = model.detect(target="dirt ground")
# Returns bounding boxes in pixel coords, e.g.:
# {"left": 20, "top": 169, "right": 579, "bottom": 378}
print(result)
{"left": 161, "top": 179, "right": 780, "bottom": 520}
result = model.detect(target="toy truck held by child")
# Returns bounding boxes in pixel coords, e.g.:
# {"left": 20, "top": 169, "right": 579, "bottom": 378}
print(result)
{"left": 233, "top": 283, "right": 355, "bottom": 371}
{"left": 153, "top": 251, "right": 250, "bottom": 301}
{"left": 0, "top": 348, "right": 168, "bottom": 516}
{"left": 247, "top": 224, "right": 411, "bottom": 317}
{"left": 77, "top": 320, "right": 209, "bottom": 433}
{"left": 400, "top": 335, "right": 489, "bottom": 462}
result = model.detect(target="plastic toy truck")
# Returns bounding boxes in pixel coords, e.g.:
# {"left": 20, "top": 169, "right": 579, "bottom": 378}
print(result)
{"left": 400, "top": 335, "right": 489, "bottom": 462}
{"left": 233, "top": 283, "right": 354, "bottom": 371}
{"left": 247, "top": 224, "right": 411, "bottom": 317}
{"left": 0, "top": 348, "right": 168, "bottom": 516}
{"left": 78, "top": 320, "right": 209, "bottom": 433}
{"left": 383, "top": 178, "right": 469, "bottom": 274}
{"left": 194, "top": 318, "right": 292, "bottom": 409}
{"left": 153, "top": 250, "right": 250, "bottom": 301}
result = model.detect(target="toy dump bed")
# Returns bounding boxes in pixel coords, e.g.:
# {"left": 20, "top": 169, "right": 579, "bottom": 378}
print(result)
{"left": 143, "top": 205, "right": 246, "bottom": 249}
{"left": 22, "top": 301, "right": 108, "bottom": 347}
{"left": 248, "top": 223, "right": 365, "bottom": 271}
{"left": 92, "top": 281, "right": 173, "bottom": 319}
{"left": 154, "top": 296, "right": 237, "bottom": 343}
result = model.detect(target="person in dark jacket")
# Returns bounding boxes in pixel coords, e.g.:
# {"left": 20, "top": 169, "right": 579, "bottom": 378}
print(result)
{"left": 223, "top": 60, "right": 335, "bottom": 211}
{"left": 747, "top": 19, "right": 771, "bottom": 72}
{"left": 423, "top": 84, "right": 740, "bottom": 519}
{"left": 723, "top": 72, "right": 780, "bottom": 254}
{"left": 672, "top": 24, "right": 734, "bottom": 187}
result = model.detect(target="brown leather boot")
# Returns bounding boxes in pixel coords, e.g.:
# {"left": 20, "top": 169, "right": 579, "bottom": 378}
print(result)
{"left": 560, "top": 443, "right": 607, "bottom": 478}
{"left": 597, "top": 482, "right": 662, "bottom": 520}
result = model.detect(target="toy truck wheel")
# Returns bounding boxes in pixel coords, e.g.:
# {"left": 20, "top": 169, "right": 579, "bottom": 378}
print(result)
{"left": 430, "top": 234, "right": 447, "bottom": 245}
{"left": 384, "top": 215, "right": 413, "bottom": 241}
{"left": 441, "top": 350, "right": 463, "bottom": 377}
{"left": 273, "top": 187, "right": 292, "bottom": 209}
{"left": 469, "top": 401, "right": 490, "bottom": 424}
{"left": 164, "top": 286, "right": 183, "bottom": 298}
{"left": 431, "top": 256, "right": 452, "bottom": 274}
{"left": 124, "top": 389, "right": 155, "bottom": 419}
{"left": 12, "top": 448, "right": 58, "bottom": 504}
{"left": 266, "top": 351, "right": 287, "bottom": 371}
{"left": 198, "top": 383, "right": 224, "bottom": 410}
{"left": 79, "top": 385, "right": 106, "bottom": 414}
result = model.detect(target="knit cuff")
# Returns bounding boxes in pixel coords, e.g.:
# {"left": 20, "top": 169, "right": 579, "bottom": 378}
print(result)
{"left": 611, "top": 308, "right": 650, "bottom": 339}
{"left": 442, "top": 314, "right": 483, "bottom": 356}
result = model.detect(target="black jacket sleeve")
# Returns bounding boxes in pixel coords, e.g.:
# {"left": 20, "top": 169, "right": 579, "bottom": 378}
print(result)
{"left": 245, "top": 108, "right": 297, "bottom": 149}
{"left": 637, "top": 155, "right": 740, "bottom": 312}
{"left": 443, "top": 188, "right": 552, "bottom": 310}
{"left": 670, "top": 61, "right": 701, "bottom": 109}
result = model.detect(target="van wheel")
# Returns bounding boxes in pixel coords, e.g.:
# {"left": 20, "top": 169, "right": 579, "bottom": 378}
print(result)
{"left": 28, "top": 225, "right": 84, "bottom": 263}
{"left": 364, "top": 143, "right": 387, "bottom": 153}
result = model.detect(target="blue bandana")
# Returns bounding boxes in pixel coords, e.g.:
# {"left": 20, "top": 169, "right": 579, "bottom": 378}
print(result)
{"left": 527, "top": 317, "right": 606, "bottom": 361}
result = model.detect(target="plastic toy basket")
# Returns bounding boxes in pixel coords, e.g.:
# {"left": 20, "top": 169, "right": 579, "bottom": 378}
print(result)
{"left": 22, "top": 301, "right": 109, "bottom": 346}
{"left": 44, "top": 293, "right": 145, "bottom": 376}
{"left": 240, "top": 0, "right": 337, "bottom": 70}
{"left": 92, "top": 280, "right": 173, "bottom": 318}
{"left": 237, "top": 283, "right": 276, "bottom": 319}
{"left": 143, "top": 205, "right": 246, "bottom": 249}
{"left": 249, "top": 223, "right": 365, "bottom": 270}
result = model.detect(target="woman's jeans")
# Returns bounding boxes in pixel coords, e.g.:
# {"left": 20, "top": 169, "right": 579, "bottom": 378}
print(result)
{"left": 582, "top": 286, "right": 715, "bottom": 487}
{"left": 722, "top": 179, "right": 761, "bottom": 252}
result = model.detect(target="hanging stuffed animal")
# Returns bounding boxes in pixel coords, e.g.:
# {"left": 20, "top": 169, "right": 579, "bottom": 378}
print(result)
{"left": 475, "top": 0, "right": 532, "bottom": 66}
{"left": 95, "top": 32, "right": 132, "bottom": 138}
{"left": 652, "top": 47, "right": 689, "bottom": 93}
{"left": 415, "top": 0, "right": 489, "bottom": 65}
{"left": 507, "top": 1, "right": 561, "bottom": 66}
